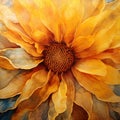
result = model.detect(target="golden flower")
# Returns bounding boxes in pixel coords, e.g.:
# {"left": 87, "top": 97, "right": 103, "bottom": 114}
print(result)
{"left": 0, "top": 0, "right": 120, "bottom": 120}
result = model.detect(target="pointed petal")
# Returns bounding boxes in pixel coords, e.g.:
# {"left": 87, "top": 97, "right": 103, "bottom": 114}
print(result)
{"left": 72, "top": 67, "right": 120, "bottom": 102}
{"left": 73, "top": 81, "right": 114, "bottom": 120}
{"left": 60, "top": 0, "right": 84, "bottom": 45}
{"left": 12, "top": 73, "right": 59, "bottom": 119}
{"left": 0, "top": 48, "right": 42, "bottom": 69}
{"left": 0, "top": 68, "right": 20, "bottom": 89}
{"left": 48, "top": 71, "right": 75, "bottom": 120}
{"left": 72, "top": 36, "right": 94, "bottom": 53}
{"left": 61, "top": 71, "right": 75, "bottom": 119}
{"left": 12, "top": 0, "right": 32, "bottom": 36}
{"left": 33, "top": 0, "right": 63, "bottom": 42}
{"left": 82, "top": 0, "right": 105, "bottom": 20}
{"left": 52, "top": 78, "right": 67, "bottom": 114}
{"left": 15, "top": 67, "right": 50, "bottom": 107}
{"left": 48, "top": 99, "right": 58, "bottom": 120}
{"left": 74, "top": 59, "right": 107, "bottom": 76}
{"left": 2, "top": 30, "right": 40, "bottom": 57}
{"left": 74, "top": 8, "right": 109, "bottom": 38}
{"left": 0, "top": 5, "right": 34, "bottom": 44}
{"left": 14, "top": 0, "right": 52, "bottom": 44}
{"left": 95, "top": 48, "right": 120, "bottom": 65}
{"left": 0, "top": 69, "right": 35, "bottom": 98}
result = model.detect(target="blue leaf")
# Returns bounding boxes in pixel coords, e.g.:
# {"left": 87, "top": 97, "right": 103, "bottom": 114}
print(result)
{"left": 0, "top": 95, "right": 19, "bottom": 113}
{"left": 0, "top": 110, "right": 14, "bottom": 120}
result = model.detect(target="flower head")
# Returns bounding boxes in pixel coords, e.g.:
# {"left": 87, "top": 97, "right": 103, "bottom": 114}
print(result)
{"left": 0, "top": 0, "right": 120, "bottom": 119}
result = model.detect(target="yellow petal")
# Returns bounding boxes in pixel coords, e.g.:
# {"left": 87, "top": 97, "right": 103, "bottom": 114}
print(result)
{"left": 15, "top": 66, "right": 49, "bottom": 107}
{"left": 48, "top": 71, "right": 75, "bottom": 120}
{"left": 48, "top": 99, "right": 58, "bottom": 120}
{"left": 0, "top": 48, "right": 42, "bottom": 69}
{"left": 0, "top": 68, "right": 20, "bottom": 89}
{"left": 95, "top": 48, "right": 120, "bottom": 65}
{"left": 0, "top": 69, "right": 35, "bottom": 98}
{"left": 71, "top": 36, "right": 94, "bottom": 53}
{"left": 33, "top": 0, "right": 63, "bottom": 42}
{"left": 74, "top": 59, "right": 107, "bottom": 76}
{"left": 72, "top": 67, "right": 120, "bottom": 102}
{"left": 1, "top": 30, "right": 40, "bottom": 57}
{"left": 82, "top": 0, "right": 105, "bottom": 20}
{"left": 12, "top": 0, "right": 32, "bottom": 36}
{"left": 52, "top": 79, "right": 67, "bottom": 114}
{"left": 99, "top": 65, "right": 120, "bottom": 85}
{"left": 12, "top": 73, "right": 59, "bottom": 119}
{"left": 62, "top": 71, "right": 75, "bottom": 119}
{"left": 74, "top": 8, "right": 109, "bottom": 38}
{"left": 15, "top": 0, "right": 52, "bottom": 44}
{"left": 60, "top": 0, "right": 84, "bottom": 45}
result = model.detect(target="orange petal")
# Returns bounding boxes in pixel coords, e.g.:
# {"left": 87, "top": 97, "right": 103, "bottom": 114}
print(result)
{"left": 0, "top": 35, "right": 17, "bottom": 50}
{"left": 12, "top": 73, "right": 59, "bottom": 119}
{"left": 0, "top": 48, "right": 42, "bottom": 69}
{"left": 71, "top": 36, "right": 94, "bottom": 53}
{"left": 74, "top": 9, "right": 109, "bottom": 38}
{"left": 0, "top": 69, "right": 35, "bottom": 98}
{"left": 0, "top": 56, "right": 15, "bottom": 70}
{"left": 74, "top": 81, "right": 92, "bottom": 119}
{"left": 15, "top": 67, "right": 50, "bottom": 107}
{"left": 60, "top": 0, "right": 84, "bottom": 45}
{"left": 90, "top": 96, "right": 112, "bottom": 120}
{"left": 61, "top": 71, "right": 75, "bottom": 119}
{"left": 48, "top": 71, "right": 75, "bottom": 120}
{"left": 72, "top": 67, "right": 120, "bottom": 102}
{"left": 33, "top": 0, "right": 63, "bottom": 42}
{"left": 2, "top": 30, "right": 40, "bottom": 57}
{"left": 0, "top": 5, "right": 33, "bottom": 44}
{"left": 72, "top": 103, "right": 88, "bottom": 120}
{"left": 52, "top": 79, "right": 67, "bottom": 114}
{"left": 82, "top": 0, "right": 105, "bottom": 20}
{"left": 98, "top": 65, "right": 120, "bottom": 85}
{"left": 87, "top": 19, "right": 119, "bottom": 55}
{"left": 48, "top": 79, "right": 67, "bottom": 120}
{"left": 12, "top": 0, "right": 32, "bottom": 36}
{"left": 95, "top": 48, "right": 120, "bottom": 65}
{"left": 74, "top": 59, "right": 107, "bottom": 76}
{"left": 0, "top": 68, "right": 20, "bottom": 89}
{"left": 28, "top": 100, "right": 49, "bottom": 120}
{"left": 15, "top": 0, "right": 52, "bottom": 44}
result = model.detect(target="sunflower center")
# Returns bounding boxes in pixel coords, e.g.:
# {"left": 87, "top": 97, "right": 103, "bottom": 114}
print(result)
{"left": 43, "top": 43, "right": 74, "bottom": 73}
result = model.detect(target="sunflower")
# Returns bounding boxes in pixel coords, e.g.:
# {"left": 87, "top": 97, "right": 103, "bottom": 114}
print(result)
{"left": 0, "top": 0, "right": 120, "bottom": 120}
